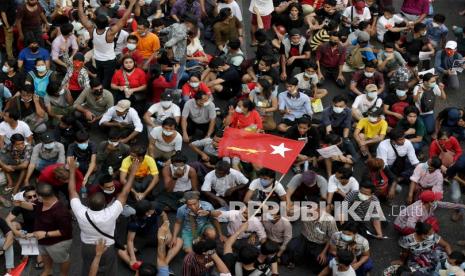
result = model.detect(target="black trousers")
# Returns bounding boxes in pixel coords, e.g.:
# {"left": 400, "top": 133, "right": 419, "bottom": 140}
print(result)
{"left": 95, "top": 59, "right": 117, "bottom": 90}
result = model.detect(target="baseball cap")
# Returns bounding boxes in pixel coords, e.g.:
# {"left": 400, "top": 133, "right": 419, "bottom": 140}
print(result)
{"left": 419, "top": 190, "right": 443, "bottom": 203}
{"left": 301, "top": 170, "right": 317, "bottom": 187}
{"left": 447, "top": 108, "right": 461, "bottom": 126}
{"left": 365, "top": 84, "right": 378, "bottom": 92}
{"left": 445, "top": 40, "right": 458, "bottom": 50}
{"left": 161, "top": 92, "right": 173, "bottom": 101}
{"left": 357, "top": 31, "right": 370, "bottom": 43}
{"left": 41, "top": 132, "right": 55, "bottom": 144}
{"left": 115, "top": 99, "right": 131, "bottom": 112}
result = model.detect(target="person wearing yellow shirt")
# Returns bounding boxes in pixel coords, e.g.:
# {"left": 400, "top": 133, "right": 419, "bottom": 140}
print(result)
{"left": 354, "top": 108, "right": 388, "bottom": 157}
{"left": 120, "top": 145, "right": 159, "bottom": 201}
{"left": 132, "top": 18, "right": 161, "bottom": 68}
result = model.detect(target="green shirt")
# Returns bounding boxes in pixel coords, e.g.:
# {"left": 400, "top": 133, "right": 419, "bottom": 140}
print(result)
{"left": 396, "top": 118, "right": 426, "bottom": 139}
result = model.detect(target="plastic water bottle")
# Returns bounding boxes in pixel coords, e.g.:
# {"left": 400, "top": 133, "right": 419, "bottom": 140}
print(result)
{"left": 81, "top": 186, "right": 87, "bottom": 199}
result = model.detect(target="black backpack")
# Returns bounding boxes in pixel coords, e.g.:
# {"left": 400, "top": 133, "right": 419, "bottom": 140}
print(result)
{"left": 419, "top": 86, "right": 436, "bottom": 113}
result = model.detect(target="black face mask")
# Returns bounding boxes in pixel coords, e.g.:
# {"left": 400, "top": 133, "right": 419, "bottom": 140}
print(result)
{"left": 30, "top": 46, "right": 39, "bottom": 52}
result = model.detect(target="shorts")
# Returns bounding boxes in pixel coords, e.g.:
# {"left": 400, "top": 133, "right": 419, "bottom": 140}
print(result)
{"left": 252, "top": 14, "right": 271, "bottom": 30}
{"left": 39, "top": 239, "right": 72, "bottom": 263}
{"left": 181, "top": 224, "right": 214, "bottom": 249}
{"left": 279, "top": 118, "right": 297, "bottom": 127}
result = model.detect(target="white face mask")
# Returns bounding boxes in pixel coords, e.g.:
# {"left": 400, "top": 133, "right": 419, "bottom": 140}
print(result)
{"left": 58, "top": 89, "right": 65, "bottom": 96}
{"left": 163, "top": 130, "right": 174, "bottom": 136}
{"left": 396, "top": 89, "right": 407, "bottom": 97}
{"left": 36, "top": 65, "right": 47, "bottom": 73}
{"left": 103, "top": 187, "right": 115, "bottom": 194}
{"left": 364, "top": 71, "right": 374, "bottom": 78}
{"left": 108, "top": 140, "right": 119, "bottom": 146}
{"left": 44, "top": 142, "right": 55, "bottom": 150}
{"left": 190, "top": 82, "right": 200, "bottom": 88}
{"left": 333, "top": 106, "right": 344, "bottom": 114}
{"left": 265, "top": 213, "right": 274, "bottom": 221}
{"left": 368, "top": 116, "right": 378, "bottom": 123}
{"left": 367, "top": 91, "right": 377, "bottom": 99}
{"left": 203, "top": 101, "right": 211, "bottom": 107}
{"left": 235, "top": 106, "right": 243, "bottom": 113}
{"left": 127, "top": 43, "right": 137, "bottom": 51}
{"left": 2, "top": 66, "right": 8, "bottom": 73}
{"left": 422, "top": 30, "right": 427, "bottom": 36}
{"left": 160, "top": 101, "right": 172, "bottom": 109}
{"left": 358, "top": 192, "right": 371, "bottom": 201}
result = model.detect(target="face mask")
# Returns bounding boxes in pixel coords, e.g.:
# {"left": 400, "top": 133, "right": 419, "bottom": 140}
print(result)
{"left": 367, "top": 92, "right": 377, "bottom": 99}
{"left": 254, "top": 87, "right": 262, "bottom": 94}
{"left": 290, "top": 40, "right": 300, "bottom": 46}
{"left": 78, "top": 142, "right": 89, "bottom": 150}
{"left": 110, "top": 2, "right": 116, "bottom": 8}
{"left": 422, "top": 31, "right": 427, "bottom": 36}
{"left": 260, "top": 178, "right": 272, "bottom": 187}
{"left": 396, "top": 89, "right": 407, "bottom": 97}
{"left": 163, "top": 130, "right": 174, "bottom": 136}
{"left": 358, "top": 192, "right": 371, "bottom": 201}
{"left": 108, "top": 140, "right": 119, "bottom": 146}
{"left": 446, "top": 49, "right": 455, "bottom": 57}
{"left": 265, "top": 213, "right": 274, "bottom": 221}
{"left": 368, "top": 116, "right": 378, "bottom": 123}
{"left": 145, "top": 0, "right": 153, "bottom": 3}
{"left": 160, "top": 101, "right": 172, "bottom": 108}
{"left": 2, "top": 66, "right": 8, "bottom": 73}
{"left": 364, "top": 72, "right": 374, "bottom": 78}
{"left": 190, "top": 82, "right": 200, "bottom": 88}
{"left": 432, "top": 22, "right": 440, "bottom": 28}
{"left": 139, "top": 32, "right": 147, "bottom": 37}
{"left": 341, "top": 233, "right": 353, "bottom": 242}
{"left": 427, "top": 82, "right": 437, "bottom": 89}
{"left": 203, "top": 101, "right": 211, "bottom": 107}
{"left": 44, "top": 142, "right": 55, "bottom": 150}
{"left": 333, "top": 106, "right": 344, "bottom": 114}
{"left": 30, "top": 46, "right": 39, "bottom": 52}
{"left": 426, "top": 233, "right": 435, "bottom": 240}
{"left": 36, "top": 65, "right": 47, "bottom": 73}
{"left": 73, "top": 60, "right": 84, "bottom": 69}
{"left": 21, "top": 98, "right": 32, "bottom": 103}
{"left": 235, "top": 106, "right": 242, "bottom": 113}
{"left": 103, "top": 187, "right": 115, "bottom": 194}
{"left": 127, "top": 43, "right": 137, "bottom": 51}
{"left": 58, "top": 89, "right": 65, "bottom": 96}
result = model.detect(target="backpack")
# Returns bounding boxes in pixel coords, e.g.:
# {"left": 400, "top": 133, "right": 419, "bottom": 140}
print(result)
{"left": 386, "top": 101, "right": 410, "bottom": 126}
{"left": 347, "top": 45, "right": 372, "bottom": 69}
{"left": 419, "top": 86, "right": 436, "bottom": 113}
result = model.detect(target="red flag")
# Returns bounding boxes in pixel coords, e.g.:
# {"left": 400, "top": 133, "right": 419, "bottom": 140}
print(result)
{"left": 6, "top": 257, "right": 28, "bottom": 276}
{"left": 218, "top": 128, "right": 305, "bottom": 174}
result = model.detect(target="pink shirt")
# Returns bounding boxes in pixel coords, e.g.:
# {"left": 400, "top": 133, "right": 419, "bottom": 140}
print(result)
{"left": 401, "top": 0, "right": 429, "bottom": 16}
{"left": 410, "top": 163, "right": 443, "bottom": 193}
{"left": 51, "top": 34, "right": 78, "bottom": 60}
{"left": 219, "top": 210, "right": 267, "bottom": 241}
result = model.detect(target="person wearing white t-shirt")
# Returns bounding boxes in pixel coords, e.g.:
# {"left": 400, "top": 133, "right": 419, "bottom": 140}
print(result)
{"left": 201, "top": 161, "right": 249, "bottom": 208}
{"left": 218, "top": 0, "right": 243, "bottom": 21}
{"left": 376, "top": 7, "right": 407, "bottom": 42}
{"left": 326, "top": 167, "right": 359, "bottom": 210}
{"left": 342, "top": 0, "right": 371, "bottom": 30}
{"left": 244, "top": 168, "right": 289, "bottom": 208}
{"left": 148, "top": 118, "right": 182, "bottom": 161}
{"left": 67, "top": 158, "right": 139, "bottom": 276}
{"left": 320, "top": 249, "right": 356, "bottom": 276}
{"left": 351, "top": 84, "right": 383, "bottom": 121}
{"left": 412, "top": 73, "right": 446, "bottom": 134}
{"left": 0, "top": 110, "right": 33, "bottom": 149}
{"left": 143, "top": 92, "right": 181, "bottom": 134}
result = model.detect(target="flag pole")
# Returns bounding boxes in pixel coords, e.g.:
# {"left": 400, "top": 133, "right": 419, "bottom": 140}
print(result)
{"left": 250, "top": 172, "right": 287, "bottom": 219}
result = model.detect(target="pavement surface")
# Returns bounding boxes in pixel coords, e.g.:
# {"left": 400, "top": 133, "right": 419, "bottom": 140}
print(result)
{"left": 2, "top": 0, "right": 465, "bottom": 275}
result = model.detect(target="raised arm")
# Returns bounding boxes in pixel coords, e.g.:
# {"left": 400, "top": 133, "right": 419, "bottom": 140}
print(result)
{"left": 78, "top": 0, "right": 95, "bottom": 33}
{"left": 224, "top": 221, "right": 249, "bottom": 254}
{"left": 108, "top": 0, "right": 137, "bottom": 37}
{"left": 117, "top": 159, "right": 140, "bottom": 205}
{"left": 68, "top": 158, "right": 79, "bottom": 199}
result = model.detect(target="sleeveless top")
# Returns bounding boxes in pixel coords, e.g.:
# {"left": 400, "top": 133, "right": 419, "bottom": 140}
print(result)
{"left": 171, "top": 164, "right": 192, "bottom": 192}
{"left": 93, "top": 28, "right": 116, "bottom": 61}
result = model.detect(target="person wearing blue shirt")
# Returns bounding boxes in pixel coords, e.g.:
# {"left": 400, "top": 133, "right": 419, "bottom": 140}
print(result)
{"left": 18, "top": 36, "right": 50, "bottom": 74}
{"left": 277, "top": 77, "right": 313, "bottom": 133}
{"left": 425, "top": 14, "right": 448, "bottom": 49}
{"left": 170, "top": 191, "right": 220, "bottom": 253}
{"left": 434, "top": 41, "right": 463, "bottom": 90}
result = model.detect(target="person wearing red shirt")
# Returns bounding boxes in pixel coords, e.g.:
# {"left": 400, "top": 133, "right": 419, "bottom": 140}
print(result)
{"left": 225, "top": 98, "right": 263, "bottom": 131}
{"left": 181, "top": 74, "right": 211, "bottom": 102}
{"left": 121, "top": 35, "right": 145, "bottom": 68}
{"left": 38, "top": 163, "right": 84, "bottom": 199}
{"left": 87, "top": 174, "right": 123, "bottom": 204}
{"left": 111, "top": 56, "right": 148, "bottom": 103}
{"left": 149, "top": 63, "right": 179, "bottom": 103}
{"left": 429, "top": 129, "right": 463, "bottom": 171}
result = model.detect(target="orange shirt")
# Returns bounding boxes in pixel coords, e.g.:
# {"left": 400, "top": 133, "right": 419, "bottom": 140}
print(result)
{"left": 131, "top": 32, "right": 161, "bottom": 59}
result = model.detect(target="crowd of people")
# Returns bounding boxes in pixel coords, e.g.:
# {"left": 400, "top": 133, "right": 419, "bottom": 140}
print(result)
{"left": 0, "top": 0, "right": 465, "bottom": 275}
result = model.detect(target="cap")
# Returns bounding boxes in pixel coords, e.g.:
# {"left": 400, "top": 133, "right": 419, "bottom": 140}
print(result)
{"left": 302, "top": 170, "right": 317, "bottom": 187}
{"left": 161, "top": 92, "right": 173, "bottom": 101}
{"left": 447, "top": 108, "right": 461, "bottom": 125}
{"left": 357, "top": 31, "right": 370, "bottom": 43}
{"left": 365, "top": 84, "right": 378, "bottom": 92}
{"left": 419, "top": 190, "right": 443, "bottom": 203}
{"left": 41, "top": 132, "right": 54, "bottom": 144}
{"left": 445, "top": 40, "right": 458, "bottom": 50}
{"left": 115, "top": 99, "right": 131, "bottom": 112}
{"left": 289, "top": 28, "right": 301, "bottom": 36}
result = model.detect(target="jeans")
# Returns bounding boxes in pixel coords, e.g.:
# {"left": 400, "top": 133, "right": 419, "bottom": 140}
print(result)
{"left": 412, "top": 141, "right": 424, "bottom": 153}
{"left": 0, "top": 235, "right": 14, "bottom": 269}
{"left": 95, "top": 59, "right": 117, "bottom": 89}
{"left": 343, "top": 138, "right": 360, "bottom": 163}
{"left": 37, "top": 158, "right": 58, "bottom": 171}
{"left": 421, "top": 113, "right": 435, "bottom": 134}
{"left": 444, "top": 73, "right": 460, "bottom": 90}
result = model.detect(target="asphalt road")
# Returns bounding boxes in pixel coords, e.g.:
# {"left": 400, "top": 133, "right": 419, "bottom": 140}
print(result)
{"left": 2, "top": 0, "right": 465, "bottom": 275}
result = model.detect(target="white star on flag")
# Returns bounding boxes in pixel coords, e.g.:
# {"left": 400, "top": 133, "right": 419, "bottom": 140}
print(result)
{"left": 270, "top": 143, "right": 292, "bottom": 158}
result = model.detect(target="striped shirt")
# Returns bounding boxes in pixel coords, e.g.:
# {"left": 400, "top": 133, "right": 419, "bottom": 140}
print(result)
{"left": 301, "top": 211, "right": 338, "bottom": 244}
{"left": 343, "top": 191, "right": 382, "bottom": 221}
